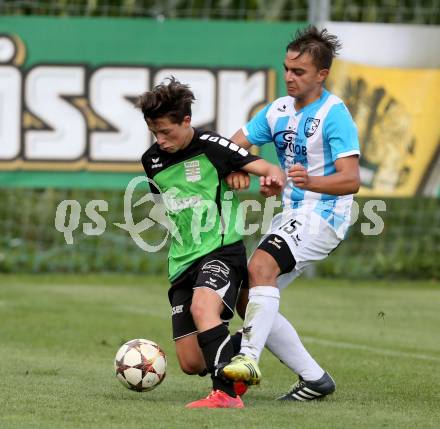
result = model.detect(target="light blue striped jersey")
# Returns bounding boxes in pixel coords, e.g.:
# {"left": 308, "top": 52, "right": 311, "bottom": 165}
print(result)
{"left": 243, "top": 89, "right": 360, "bottom": 235}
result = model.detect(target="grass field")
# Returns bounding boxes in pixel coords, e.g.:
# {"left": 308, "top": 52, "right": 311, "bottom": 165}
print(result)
{"left": 1, "top": 274, "right": 439, "bottom": 428}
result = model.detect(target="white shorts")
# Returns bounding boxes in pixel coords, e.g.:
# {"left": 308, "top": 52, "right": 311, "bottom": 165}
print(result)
{"left": 258, "top": 206, "right": 344, "bottom": 290}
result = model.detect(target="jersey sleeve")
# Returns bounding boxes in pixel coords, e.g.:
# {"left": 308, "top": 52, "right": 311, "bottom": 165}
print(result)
{"left": 201, "top": 133, "right": 260, "bottom": 178}
{"left": 141, "top": 150, "right": 161, "bottom": 195}
{"left": 242, "top": 103, "right": 273, "bottom": 146}
{"left": 323, "top": 103, "right": 360, "bottom": 162}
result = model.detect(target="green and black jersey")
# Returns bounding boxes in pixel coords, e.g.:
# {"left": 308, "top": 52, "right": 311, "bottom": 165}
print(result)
{"left": 142, "top": 128, "right": 259, "bottom": 282}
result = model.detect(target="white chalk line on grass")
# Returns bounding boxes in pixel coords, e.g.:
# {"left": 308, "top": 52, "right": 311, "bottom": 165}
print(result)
{"left": 304, "top": 337, "right": 440, "bottom": 363}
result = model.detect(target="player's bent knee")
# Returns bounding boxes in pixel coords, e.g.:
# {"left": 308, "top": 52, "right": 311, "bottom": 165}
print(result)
{"left": 190, "top": 288, "right": 222, "bottom": 323}
{"left": 189, "top": 300, "right": 205, "bottom": 323}
{"left": 248, "top": 254, "right": 279, "bottom": 285}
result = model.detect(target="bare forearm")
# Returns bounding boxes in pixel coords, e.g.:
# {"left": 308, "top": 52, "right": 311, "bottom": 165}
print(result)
{"left": 302, "top": 172, "right": 360, "bottom": 195}
{"left": 242, "top": 159, "right": 282, "bottom": 178}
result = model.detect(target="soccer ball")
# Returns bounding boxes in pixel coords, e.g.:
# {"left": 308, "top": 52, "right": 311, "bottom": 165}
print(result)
{"left": 114, "top": 339, "right": 167, "bottom": 392}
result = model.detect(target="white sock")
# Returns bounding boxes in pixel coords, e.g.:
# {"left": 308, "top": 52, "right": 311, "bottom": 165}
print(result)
{"left": 240, "top": 286, "right": 280, "bottom": 362}
{"left": 266, "top": 312, "right": 324, "bottom": 381}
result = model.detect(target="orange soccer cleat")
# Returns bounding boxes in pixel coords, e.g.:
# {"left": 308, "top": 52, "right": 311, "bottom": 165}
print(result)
{"left": 185, "top": 389, "right": 244, "bottom": 409}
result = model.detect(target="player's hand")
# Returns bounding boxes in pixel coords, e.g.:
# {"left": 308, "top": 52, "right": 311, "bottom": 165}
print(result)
{"left": 259, "top": 174, "right": 285, "bottom": 197}
{"left": 225, "top": 171, "right": 250, "bottom": 190}
{"left": 288, "top": 163, "right": 309, "bottom": 189}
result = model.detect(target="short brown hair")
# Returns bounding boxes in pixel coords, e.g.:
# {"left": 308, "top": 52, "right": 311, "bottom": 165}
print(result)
{"left": 136, "top": 76, "right": 195, "bottom": 123}
{"left": 286, "top": 25, "right": 342, "bottom": 70}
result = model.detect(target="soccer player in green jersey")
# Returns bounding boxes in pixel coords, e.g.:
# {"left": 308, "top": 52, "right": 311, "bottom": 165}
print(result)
{"left": 138, "top": 77, "right": 285, "bottom": 409}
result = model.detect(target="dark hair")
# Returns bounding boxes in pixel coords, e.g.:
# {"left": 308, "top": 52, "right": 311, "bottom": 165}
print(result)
{"left": 136, "top": 76, "right": 195, "bottom": 123}
{"left": 286, "top": 25, "right": 342, "bottom": 70}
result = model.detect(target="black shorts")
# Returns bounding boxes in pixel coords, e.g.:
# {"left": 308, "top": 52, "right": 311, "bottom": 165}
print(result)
{"left": 168, "top": 241, "right": 248, "bottom": 340}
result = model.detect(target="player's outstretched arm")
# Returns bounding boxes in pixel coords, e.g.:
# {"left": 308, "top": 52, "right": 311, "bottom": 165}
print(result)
{"left": 241, "top": 159, "right": 286, "bottom": 197}
{"left": 225, "top": 129, "right": 253, "bottom": 190}
{"left": 226, "top": 171, "right": 250, "bottom": 190}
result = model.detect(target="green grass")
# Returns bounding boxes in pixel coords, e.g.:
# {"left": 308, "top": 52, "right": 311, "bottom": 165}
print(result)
{"left": 0, "top": 275, "right": 439, "bottom": 428}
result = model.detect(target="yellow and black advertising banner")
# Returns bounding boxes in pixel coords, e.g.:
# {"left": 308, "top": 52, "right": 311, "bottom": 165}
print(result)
{"left": 329, "top": 60, "right": 440, "bottom": 197}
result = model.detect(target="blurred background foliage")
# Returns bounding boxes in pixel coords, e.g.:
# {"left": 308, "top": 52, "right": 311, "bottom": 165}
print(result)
{"left": 1, "top": 189, "right": 438, "bottom": 279}
{"left": 0, "top": 0, "right": 439, "bottom": 24}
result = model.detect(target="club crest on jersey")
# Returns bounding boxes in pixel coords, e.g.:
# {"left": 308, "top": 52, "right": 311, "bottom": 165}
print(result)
{"left": 304, "top": 117, "right": 320, "bottom": 137}
{"left": 184, "top": 160, "right": 201, "bottom": 182}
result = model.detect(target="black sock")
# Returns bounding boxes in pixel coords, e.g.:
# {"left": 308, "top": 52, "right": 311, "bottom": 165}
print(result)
{"left": 230, "top": 331, "right": 243, "bottom": 356}
{"left": 197, "top": 324, "right": 236, "bottom": 397}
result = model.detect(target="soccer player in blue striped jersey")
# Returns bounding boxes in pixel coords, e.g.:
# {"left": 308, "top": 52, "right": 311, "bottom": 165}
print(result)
{"left": 222, "top": 26, "right": 361, "bottom": 402}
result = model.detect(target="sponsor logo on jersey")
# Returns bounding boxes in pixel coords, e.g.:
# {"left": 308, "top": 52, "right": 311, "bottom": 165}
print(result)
{"left": 287, "top": 142, "right": 307, "bottom": 156}
{"left": 163, "top": 194, "right": 202, "bottom": 212}
{"left": 304, "top": 117, "right": 320, "bottom": 137}
{"left": 184, "top": 160, "right": 201, "bottom": 182}
{"left": 274, "top": 130, "right": 308, "bottom": 167}
{"left": 274, "top": 129, "right": 296, "bottom": 150}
